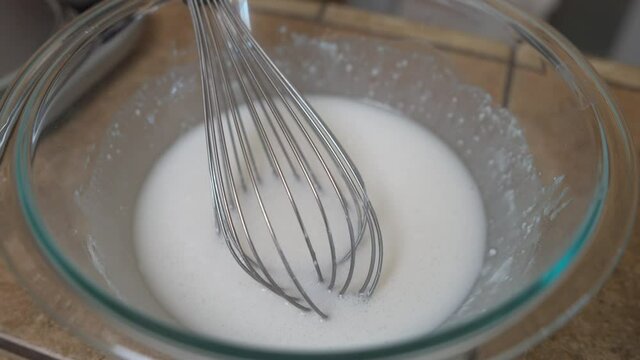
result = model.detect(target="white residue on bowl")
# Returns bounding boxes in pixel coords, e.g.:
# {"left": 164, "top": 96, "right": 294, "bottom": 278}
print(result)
{"left": 87, "top": 235, "right": 123, "bottom": 300}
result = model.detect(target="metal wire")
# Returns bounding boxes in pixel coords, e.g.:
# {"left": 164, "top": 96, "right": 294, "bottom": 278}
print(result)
{"left": 187, "top": 0, "right": 383, "bottom": 318}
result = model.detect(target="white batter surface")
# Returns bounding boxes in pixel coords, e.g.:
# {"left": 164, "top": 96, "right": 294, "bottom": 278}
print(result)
{"left": 134, "top": 96, "right": 486, "bottom": 350}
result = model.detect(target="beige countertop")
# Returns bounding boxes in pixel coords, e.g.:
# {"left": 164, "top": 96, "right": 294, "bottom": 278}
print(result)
{"left": 0, "top": 1, "right": 639, "bottom": 359}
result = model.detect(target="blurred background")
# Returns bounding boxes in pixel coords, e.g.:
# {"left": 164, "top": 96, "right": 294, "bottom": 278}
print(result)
{"left": 349, "top": 0, "right": 640, "bottom": 66}
{"left": 2, "top": 0, "right": 640, "bottom": 92}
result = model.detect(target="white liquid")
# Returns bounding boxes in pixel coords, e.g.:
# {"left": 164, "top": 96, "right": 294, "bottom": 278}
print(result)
{"left": 134, "top": 96, "right": 486, "bottom": 350}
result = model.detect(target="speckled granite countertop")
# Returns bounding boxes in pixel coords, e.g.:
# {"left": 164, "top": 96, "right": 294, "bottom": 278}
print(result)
{"left": 0, "top": 1, "right": 638, "bottom": 359}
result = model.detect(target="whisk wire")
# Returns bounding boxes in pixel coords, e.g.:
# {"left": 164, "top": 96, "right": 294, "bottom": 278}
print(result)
{"left": 216, "top": 3, "right": 363, "bottom": 296}
{"left": 207, "top": 2, "right": 328, "bottom": 312}
{"left": 190, "top": 1, "right": 302, "bottom": 309}
{"left": 187, "top": 0, "right": 383, "bottom": 318}
{"left": 193, "top": 0, "right": 328, "bottom": 316}
{"left": 216, "top": 1, "right": 358, "bottom": 290}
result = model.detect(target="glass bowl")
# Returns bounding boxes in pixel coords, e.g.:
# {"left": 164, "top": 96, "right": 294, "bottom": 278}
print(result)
{"left": 0, "top": 0, "right": 636, "bottom": 358}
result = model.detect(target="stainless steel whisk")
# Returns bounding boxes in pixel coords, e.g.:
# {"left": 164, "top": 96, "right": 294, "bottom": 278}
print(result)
{"left": 187, "top": 0, "right": 383, "bottom": 318}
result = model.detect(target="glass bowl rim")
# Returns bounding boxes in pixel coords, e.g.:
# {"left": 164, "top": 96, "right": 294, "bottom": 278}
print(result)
{"left": 3, "top": 0, "right": 633, "bottom": 358}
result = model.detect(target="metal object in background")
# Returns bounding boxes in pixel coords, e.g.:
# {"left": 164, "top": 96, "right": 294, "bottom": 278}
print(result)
{"left": 0, "top": 0, "right": 68, "bottom": 92}
{"left": 0, "top": 0, "right": 106, "bottom": 93}
{"left": 0, "top": 1, "right": 143, "bottom": 159}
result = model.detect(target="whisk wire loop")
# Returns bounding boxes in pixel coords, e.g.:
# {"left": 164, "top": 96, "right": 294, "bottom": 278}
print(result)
{"left": 187, "top": 0, "right": 383, "bottom": 318}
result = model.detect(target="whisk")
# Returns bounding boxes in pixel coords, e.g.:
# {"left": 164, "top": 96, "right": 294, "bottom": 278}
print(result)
{"left": 186, "top": 0, "right": 383, "bottom": 318}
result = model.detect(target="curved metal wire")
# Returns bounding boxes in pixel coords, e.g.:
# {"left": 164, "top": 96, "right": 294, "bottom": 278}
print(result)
{"left": 187, "top": 0, "right": 383, "bottom": 318}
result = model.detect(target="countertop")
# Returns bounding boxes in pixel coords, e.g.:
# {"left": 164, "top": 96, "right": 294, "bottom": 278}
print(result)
{"left": 1, "top": 0, "right": 639, "bottom": 359}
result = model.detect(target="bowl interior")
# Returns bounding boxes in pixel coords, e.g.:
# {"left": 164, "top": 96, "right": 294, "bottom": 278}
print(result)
{"left": 9, "top": 0, "right": 609, "bottom": 357}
